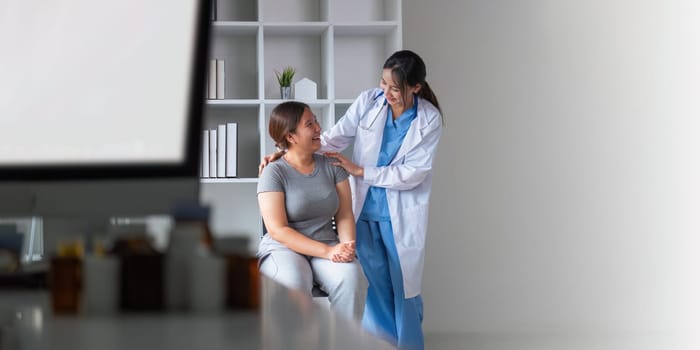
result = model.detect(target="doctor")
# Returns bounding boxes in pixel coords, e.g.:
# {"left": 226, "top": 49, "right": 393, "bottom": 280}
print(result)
{"left": 322, "top": 50, "right": 442, "bottom": 350}
{"left": 261, "top": 50, "right": 442, "bottom": 350}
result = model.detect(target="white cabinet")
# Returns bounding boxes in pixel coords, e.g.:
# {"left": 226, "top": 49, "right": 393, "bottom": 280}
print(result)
{"left": 201, "top": 0, "right": 401, "bottom": 248}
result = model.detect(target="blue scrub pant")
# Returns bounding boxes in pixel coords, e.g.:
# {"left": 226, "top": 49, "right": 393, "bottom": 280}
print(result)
{"left": 356, "top": 219, "right": 424, "bottom": 350}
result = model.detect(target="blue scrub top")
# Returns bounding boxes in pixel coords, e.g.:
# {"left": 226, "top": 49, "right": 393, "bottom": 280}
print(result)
{"left": 360, "top": 95, "right": 418, "bottom": 221}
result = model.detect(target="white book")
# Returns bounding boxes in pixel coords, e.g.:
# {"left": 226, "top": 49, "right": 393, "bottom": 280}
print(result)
{"left": 201, "top": 130, "right": 209, "bottom": 178}
{"left": 216, "top": 59, "right": 225, "bottom": 99}
{"left": 209, "top": 129, "right": 217, "bottom": 177}
{"left": 208, "top": 59, "right": 217, "bottom": 99}
{"left": 217, "top": 124, "right": 226, "bottom": 178}
{"left": 226, "top": 123, "right": 237, "bottom": 177}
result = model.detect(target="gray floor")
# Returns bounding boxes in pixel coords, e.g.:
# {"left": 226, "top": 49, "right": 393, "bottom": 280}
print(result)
{"left": 424, "top": 331, "right": 698, "bottom": 350}
{"left": 4, "top": 290, "right": 696, "bottom": 350}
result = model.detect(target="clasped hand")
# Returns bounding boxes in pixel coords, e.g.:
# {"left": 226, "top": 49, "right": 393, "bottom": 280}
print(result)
{"left": 329, "top": 240, "right": 356, "bottom": 263}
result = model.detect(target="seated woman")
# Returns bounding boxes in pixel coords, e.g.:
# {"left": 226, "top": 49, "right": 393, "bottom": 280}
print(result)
{"left": 257, "top": 101, "right": 368, "bottom": 322}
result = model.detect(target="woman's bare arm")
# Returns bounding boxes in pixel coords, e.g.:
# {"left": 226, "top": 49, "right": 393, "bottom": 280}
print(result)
{"left": 334, "top": 178, "right": 356, "bottom": 244}
{"left": 259, "top": 191, "right": 354, "bottom": 262}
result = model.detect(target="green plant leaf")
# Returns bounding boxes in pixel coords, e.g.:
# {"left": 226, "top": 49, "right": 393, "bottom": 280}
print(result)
{"left": 275, "top": 66, "right": 296, "bottom": 87}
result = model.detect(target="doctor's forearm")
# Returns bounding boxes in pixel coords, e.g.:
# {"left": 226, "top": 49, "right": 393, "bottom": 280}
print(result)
{"left": 363, "top": 165, "right": 429, "bottom": 190}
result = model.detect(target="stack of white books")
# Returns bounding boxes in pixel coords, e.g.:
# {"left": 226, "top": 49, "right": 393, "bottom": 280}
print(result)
{"left": 201, "top": 123, "right": 237, "bottom": 178}
{"left": 207, "top": 59, "right": 225, "bottom": 99}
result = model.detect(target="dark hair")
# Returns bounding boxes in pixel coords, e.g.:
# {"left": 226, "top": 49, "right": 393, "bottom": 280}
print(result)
{"left": 383, "top": 50, "right": 442, "bottom": 115}
{"left": 269, "top": 101, "right": 309, "bottom": 150}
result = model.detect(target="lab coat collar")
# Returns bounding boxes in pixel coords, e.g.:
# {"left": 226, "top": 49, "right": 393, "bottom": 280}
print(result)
{"left": 391, "top": 96, "right": 433, "bottom": 164}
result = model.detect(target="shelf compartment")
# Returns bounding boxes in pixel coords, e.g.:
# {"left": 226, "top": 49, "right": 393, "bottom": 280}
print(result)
{"left": 262, "top": 0, "right": 321, "bottom": 22}
{"left": 334, "top": 102, "right": 351, "bottom": 122}
{"left": 328, "top": 0, "right": 400, "bottom": 22}
{"left": 211, "top": 31, "right": 258, "bottom": 100}
{"left": 263, "top": 23, "right": 329, "bottom": 36}
{"left": 207, "top": 99, "right": 261, "bottom": 106}
{"left": 333, "top": 34, "right": 393, "bottom": 100}
{"left": 203, "top": 105, "right": 261, "bottom": 179}
{"left": 212, "top": 22, "right": 259, "bottom": 36}
{"left": 333, "top": 22, "right": 398, "bottom": 36}
{"left": 263, "top": 31, "right": 329, "bottom": 100}
{"left": 200, "top": 183, "right": 261, "bottom": 252}
{"left": 332, "top": 102, "right": 354, "bottom": 159}
{"left": 214, "top": 0, "right": 258, "bottom": 21}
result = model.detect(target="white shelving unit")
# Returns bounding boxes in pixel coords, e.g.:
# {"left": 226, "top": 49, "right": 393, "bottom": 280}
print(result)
{"left": 200, "top": 0, "right": 401, "bottom": 249}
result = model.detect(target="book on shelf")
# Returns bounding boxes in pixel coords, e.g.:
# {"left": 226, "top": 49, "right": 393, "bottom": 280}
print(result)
{"left": 208, "top": 59, "right": 217, "bottom": 100}
{"left": 216, "top": 59, "right": 225, "bottom": 100}
{"left": 205, "top": 59, "right": 225, "bottom": 100}
{"left": 209, "top": 129, "right": 217, "bottom": 177}
{"left": 217, "top": 124, "right": 226, "bottom": 178}
{"left": 200, "top": 123, "right": 238, "bottom": 179}
{"left": 226, "top": 123, "right": 237, "bottom": 177}
{"left": 202, "top": 130, "right": 210, "bottom": 178}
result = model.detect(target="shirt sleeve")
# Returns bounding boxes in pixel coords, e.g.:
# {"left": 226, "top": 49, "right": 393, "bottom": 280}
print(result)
{"left": 257, "top": 163, "right": 285, "bottom": 193}
{"left": 319, "top": 154, "right": 349, "bottom": 184}
{"left": 333, "top": 163, "right": 349, "bottom": 184}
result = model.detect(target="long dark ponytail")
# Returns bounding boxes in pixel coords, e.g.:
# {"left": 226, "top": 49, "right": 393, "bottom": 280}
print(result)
{"left": 383, "top": 50, "right": 442, "bottom": 117}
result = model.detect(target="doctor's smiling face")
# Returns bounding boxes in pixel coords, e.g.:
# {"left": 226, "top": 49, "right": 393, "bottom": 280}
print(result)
{"left": 380, "top": 68, "right": 421, "bottom": 114}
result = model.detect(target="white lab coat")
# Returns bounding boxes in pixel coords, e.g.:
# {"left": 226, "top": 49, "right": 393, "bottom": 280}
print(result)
{"left": 321, "top": 87, "right": 442, "bottom": 298}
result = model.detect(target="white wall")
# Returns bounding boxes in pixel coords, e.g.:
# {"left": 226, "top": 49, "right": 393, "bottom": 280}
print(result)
{"left": 404, "top": 0, "right": 700, "bottom": 335}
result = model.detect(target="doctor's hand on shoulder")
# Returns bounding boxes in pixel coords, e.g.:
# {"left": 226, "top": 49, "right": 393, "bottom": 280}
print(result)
{"left": 258, "top": 150, "right": 286, "bottom": 176}
{"left": 324, "top": 152, "right": 364, "bottom": 177}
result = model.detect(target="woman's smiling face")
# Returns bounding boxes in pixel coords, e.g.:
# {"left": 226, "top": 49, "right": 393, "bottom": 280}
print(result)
{"left": 287, "top": 107, "right": 321, "bottom": 153}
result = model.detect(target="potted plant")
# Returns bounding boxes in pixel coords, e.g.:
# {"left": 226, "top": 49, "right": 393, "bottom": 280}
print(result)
{"left": 275, "top": 66, "right": 296, "bottom": 99}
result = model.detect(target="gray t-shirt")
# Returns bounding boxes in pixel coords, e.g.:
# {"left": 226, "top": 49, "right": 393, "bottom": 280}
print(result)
{"left": 257, "top": 153, "right": 349, "bottom": 258}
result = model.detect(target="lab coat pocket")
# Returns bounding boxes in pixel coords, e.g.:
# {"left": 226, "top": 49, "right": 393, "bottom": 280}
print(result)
{"left": 393, "top": 203, "right": 429, "bottom": 251}
{"left": 354, "top": 123, "right": 382, "bottom": 163}
{"left": 393, "top": 203, "right": 429, "bottom": 298}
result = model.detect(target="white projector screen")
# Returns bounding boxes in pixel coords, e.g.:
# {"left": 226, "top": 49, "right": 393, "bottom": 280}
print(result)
{"left": 0, "top": 0, "right": 209, "bottom": 219}
{"left": 0, "top": 0, "right": 198, "bottom": 165}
